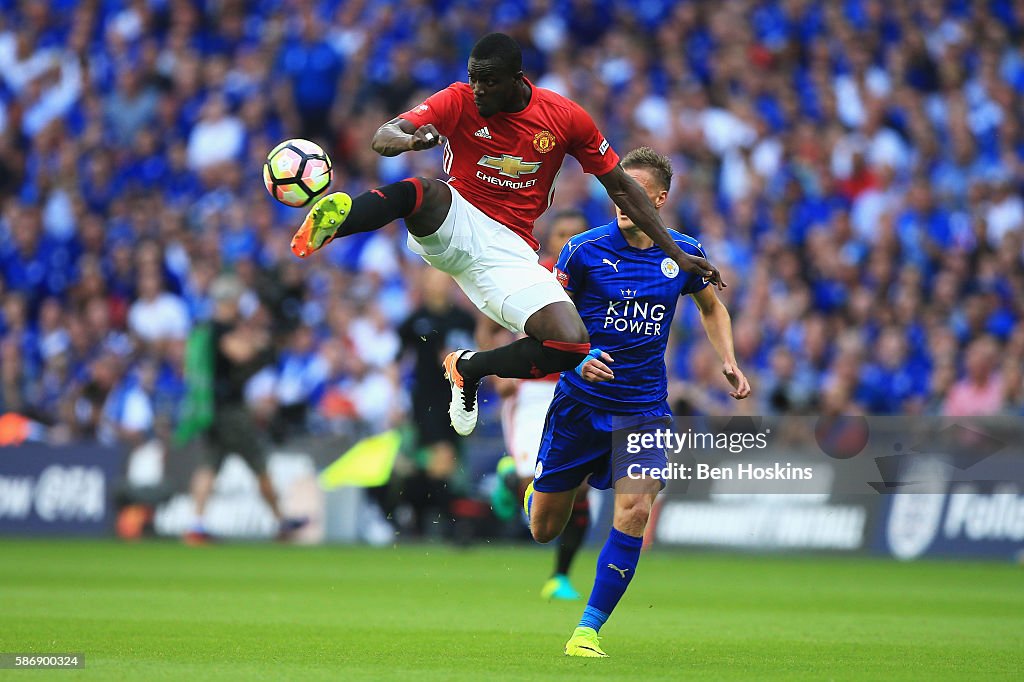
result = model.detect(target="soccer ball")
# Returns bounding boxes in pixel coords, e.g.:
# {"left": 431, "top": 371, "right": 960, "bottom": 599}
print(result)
{"left": 263, "top": 139, "right": 333, "bottom": 207}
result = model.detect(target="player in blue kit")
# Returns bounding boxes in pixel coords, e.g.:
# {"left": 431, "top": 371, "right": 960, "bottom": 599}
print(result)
{"left": 524, "top": 148, "right": 751, "bottom": 657}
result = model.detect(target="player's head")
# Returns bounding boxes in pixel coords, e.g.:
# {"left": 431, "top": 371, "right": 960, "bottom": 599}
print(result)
{"left": 210, "top": 273, "right": 244, "bottom": 320}
{"left": 546, "top": 208, "right": 589, "bottom": 257}
{"left": 617, "top": 147, "right": 672, "bottom": 230}
{"left": 468, "top": 33, "right": 523, "bottom": 118}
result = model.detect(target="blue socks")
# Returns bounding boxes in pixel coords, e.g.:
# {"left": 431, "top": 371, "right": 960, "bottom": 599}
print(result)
{"left": 578, "top": 527, "right": 643, "bottom": 633}
{"left": 578, "top": 605, "right": 609, "bottom": 631}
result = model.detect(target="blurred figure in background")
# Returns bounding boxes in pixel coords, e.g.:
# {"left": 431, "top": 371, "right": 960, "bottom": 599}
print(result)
{"left": 270, "top": 323, "right": 329, "bottom": 442}
{"left": 184, "top": 275, "right": 305, "bottom": 544}
{"left": 396, "top": 267, "right": 475, "bottom": 536}
{"left": 277, "top": 11, "right": 344, "bottom": 142}
{"left": 127, "top": 267, "right": 190, "bottom": 352}
{"left": 942, "top": 336, "right": 1005, "bottom": 416}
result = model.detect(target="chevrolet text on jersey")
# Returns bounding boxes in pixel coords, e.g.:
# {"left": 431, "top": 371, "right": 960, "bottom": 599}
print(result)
{"left": 475, "top": 154, "right": 542, "bottom": 189}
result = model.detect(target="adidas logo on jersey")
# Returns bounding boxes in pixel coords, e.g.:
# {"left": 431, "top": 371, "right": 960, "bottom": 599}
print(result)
{"left": 474, "top": 127, "right": 492, "bottom": 139}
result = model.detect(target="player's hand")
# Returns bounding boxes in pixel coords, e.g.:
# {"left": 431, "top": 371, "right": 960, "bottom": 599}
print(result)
{"left": 722, "top": 362, "right": 751, "bottom": 400}
{"left": 580, "top": 352, "right": 614, "bottom": 383}
{"left": 675, "top": 253, "right": 726, "bottom": 289}
{"left": 408, "top": 124, "right": 441, "bottom": 151}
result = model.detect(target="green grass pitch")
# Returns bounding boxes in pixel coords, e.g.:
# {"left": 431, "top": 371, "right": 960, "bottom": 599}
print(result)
{"left": 1, "top": 539, "right": 1021, "bottom": 680}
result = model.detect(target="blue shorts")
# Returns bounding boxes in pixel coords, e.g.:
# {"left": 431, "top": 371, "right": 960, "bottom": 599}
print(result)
{"left": 533, "top": 385, "right": 672, "bottom": 493}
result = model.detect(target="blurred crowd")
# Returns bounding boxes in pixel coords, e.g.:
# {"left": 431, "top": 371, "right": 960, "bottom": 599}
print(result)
{"left": 1, "top": 0, "right": 1024, "bottom": 455}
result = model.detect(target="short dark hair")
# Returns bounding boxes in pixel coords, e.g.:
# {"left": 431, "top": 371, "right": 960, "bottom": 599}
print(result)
{"left": 470, "top": 33, "right": 522, "bottom": 74}
{"left": 621, "top": 147, "right": 673, "bottom": 192}
{"left": 551, "top": 208, "right": 588, "bottom": 227}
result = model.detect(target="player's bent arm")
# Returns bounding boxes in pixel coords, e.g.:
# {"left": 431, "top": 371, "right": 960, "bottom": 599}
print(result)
{"left": 691, "top": 288, "right": 736, "bottom": 364}
{"left": 596, "top": 166, "right": 724, "bottom": 287}
{"left": 690, "top": 287, "right": 751, "bottom": 399}
{"left": 371, "top": 117, "right": 440, "bottom": 156}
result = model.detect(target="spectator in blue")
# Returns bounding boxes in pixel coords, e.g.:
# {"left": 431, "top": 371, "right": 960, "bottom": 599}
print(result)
{"left": 104, "top": 68, "right": 158, "bottom": 147}
{"left": 0, "top": 0, "right": 1023, "bottom": 453}
{"left": 277, "top": 11, "right": 344, "bottom": 142}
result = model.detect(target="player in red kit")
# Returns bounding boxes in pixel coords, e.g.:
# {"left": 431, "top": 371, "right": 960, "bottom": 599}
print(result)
{"left": 290, "top": 33, "right": 722, "bottom": 437}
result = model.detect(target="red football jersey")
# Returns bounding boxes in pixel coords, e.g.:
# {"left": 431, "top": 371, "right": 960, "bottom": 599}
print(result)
{"left": 399, "top": 77, "right": 619, "bottom": 251}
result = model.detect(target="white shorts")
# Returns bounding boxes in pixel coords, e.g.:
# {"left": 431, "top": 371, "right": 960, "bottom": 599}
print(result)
{"left": 501, "top": 379, "right": 559, "bottom": 479}
{"left": 406, "top": 184, "right": 572, "bottom": 334}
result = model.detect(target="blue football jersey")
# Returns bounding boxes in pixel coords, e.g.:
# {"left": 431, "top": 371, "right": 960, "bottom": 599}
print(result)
{"left": 554, "top": 220, "right": 709, "bottom": 412}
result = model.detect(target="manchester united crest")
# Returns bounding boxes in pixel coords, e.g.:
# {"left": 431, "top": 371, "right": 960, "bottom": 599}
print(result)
{"left": 533, "top": 130, "right": 556, "bottom": 153}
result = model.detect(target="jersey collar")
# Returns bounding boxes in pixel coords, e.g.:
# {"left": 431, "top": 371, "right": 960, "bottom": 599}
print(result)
{"left": 607, "top": 219, "right": 660, "bottom": 254}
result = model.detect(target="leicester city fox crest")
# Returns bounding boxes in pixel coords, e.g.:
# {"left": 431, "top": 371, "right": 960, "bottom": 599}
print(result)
{"left": 661, "top": 258, "right": 679, "bottom": 279}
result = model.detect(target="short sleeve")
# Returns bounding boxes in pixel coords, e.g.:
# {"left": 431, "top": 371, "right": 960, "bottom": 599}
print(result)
{"left": 554, "top": 239, "right": 585, "bottom": 295}
{"left": 398, "top": 84, "right": 466, "bottom": 137}
{"left": 566, "top": 102, "right": 620, "bottom": 176}
{"left": 680, "top": 240, "right": 710, "bottom": 297}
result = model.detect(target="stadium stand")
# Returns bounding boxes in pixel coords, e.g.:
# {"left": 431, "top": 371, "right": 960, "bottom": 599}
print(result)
{"left": 1, "top": 0, "right": 1022, "bottom": 457}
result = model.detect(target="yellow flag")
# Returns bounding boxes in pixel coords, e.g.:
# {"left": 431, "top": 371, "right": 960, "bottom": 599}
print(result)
{"left": 318, "top": 430, "right": 402, "bottom": 489}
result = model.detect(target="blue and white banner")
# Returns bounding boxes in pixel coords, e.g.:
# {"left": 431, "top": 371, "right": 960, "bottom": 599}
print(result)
{"left": 643, "top": 417, "right": 1024, "bottom": 559}
{"left": 875, "top": 455, "right": 1024, "bottom": 561}
{"left": 0, "top": 443, "right": 124, "bottom": 536}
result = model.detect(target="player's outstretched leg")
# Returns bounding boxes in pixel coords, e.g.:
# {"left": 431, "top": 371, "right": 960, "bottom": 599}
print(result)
{"left": 451, "top": 304, "right": 590, "bottom": 435}
{"left": 457, "top": 303, "right": 590, "bottom": 382}
{"left": 442, "top": 349, "right": 479, "bottom": 436}
{"left": 291, "top": 177, "right": 447, "bottom": 258}
{"left": 542, "top": 488, "right": 589, "bottom": 601}
{"left": 525, "top": 482, "right": 578, "bottom": 544}
{"left": 565, "top": 477, "right": 659, "bottom": 658}
{"left": 185, "top": 465, "right": 215, "bottom": 545}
